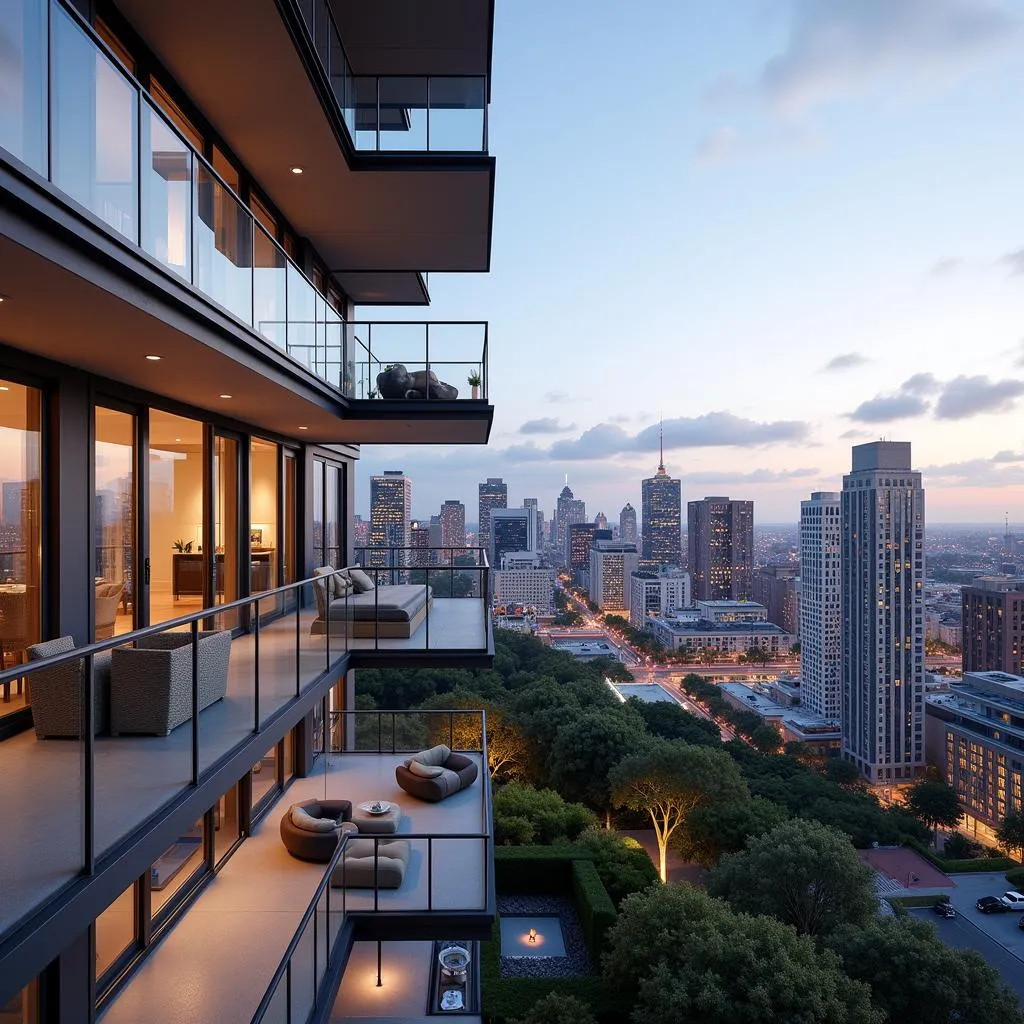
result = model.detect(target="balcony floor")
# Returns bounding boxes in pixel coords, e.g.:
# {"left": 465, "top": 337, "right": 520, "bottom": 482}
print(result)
{"left": 341, "top": 599, "right": 488, "bottom": 653}
{"left": 101, "top": 752, "right": 486, "bottom": 1024}
{"left": 0, "top": 609, "right": 332, "bottom": 939}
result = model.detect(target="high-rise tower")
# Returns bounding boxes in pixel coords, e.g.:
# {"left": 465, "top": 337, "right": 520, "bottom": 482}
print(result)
{"left": 640, "top": 422, "right": 682, "bottom": 569}
{"left": 687, "top": 497, "right": 753, "bottom": 600}
{"left": 619, "top": 503, "right": 637, "bottom": 545}
{"left": 369, "top": 471, "right": 412, "bottom": 579}
{"left": 439, "top": 499, "right": 466, "bottom": 553}
{"left": 800, "top": 492, "right": 841, "bottom": 720}
{"left": 477, "top": 477, "right": 507, "bottom": 559}
{"left": 841, "top": 442, "right": 925, "bottom": 783}
{"left": 555, "top": 482, "right": 586, "bottom": 557}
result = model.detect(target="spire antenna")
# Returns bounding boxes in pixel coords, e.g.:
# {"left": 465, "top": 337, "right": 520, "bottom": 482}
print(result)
{"left": 658, "top": 413, "right": 665, "bottom": 473}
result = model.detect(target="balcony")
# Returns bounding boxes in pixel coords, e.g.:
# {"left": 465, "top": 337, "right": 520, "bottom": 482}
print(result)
{"left": 101, "top": 712, "right": 492, "bottom": 1024}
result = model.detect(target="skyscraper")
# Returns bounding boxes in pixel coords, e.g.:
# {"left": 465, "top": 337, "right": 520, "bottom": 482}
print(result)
{"left": 961, "top": 577, "right": 1024, "bottom": 676}
{"left": 477, "top": 477, "right": 507, "bottom": 559}
{"left": 619, "top": 503, "right": 638, "bottom": 545}
{"left": 687, "top": 497, "right": 753, "bottom": 601}
{"left": 409, "top": 520, "right": 431, "bottom": 567}
{"left": 800, "top": 492, "right": 841, "bottom": 720}
{"left": 566, "top": 522, "right": 604, "bottom": 582}
{"left": 369, "top": 471, "right": 412, "bottom": 579}
{"left": 640, "top": 427, "right": 682, "bottom": 569}
{"left": 752, "top": 565, "right": 800, "bottom": 635}
{"left": 590, "top": 539, "right": 639, "bottom": 612}
{"left": 594, "top": 511, "right": 608, "bottom": 530}
{"left": 439, "top": 499, "right": 466, "bottom": 553}
{"left": 555, "top": 484, "right": 586, "bottom": 557}
{"left": 841, "top": 442, "right": 925, "bottom": 784}
{"left": 489, "top": 506, "right": 536, "bottom": 569}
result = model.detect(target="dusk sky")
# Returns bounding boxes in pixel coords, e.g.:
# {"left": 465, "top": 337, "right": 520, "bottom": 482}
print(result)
{"left": 356, "top": 0, "right": 1024, "bottom": 526}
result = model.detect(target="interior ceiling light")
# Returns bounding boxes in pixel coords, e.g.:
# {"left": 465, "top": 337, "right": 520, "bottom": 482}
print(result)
{"left": 289, "top": 166, "right": 304, "bottom": 175}
{"left": 298, "top": 426, "right": 308, "bottom": 430}
{"left": 0, "top": 386, "right": 8, "bottom": 392}
{"left": 0, "top": 295, "right": 7, "bottom": 303}
{"left": 145, "top": 354, "right": 161, "bottom": 361}
{"left": 219, "top": 394, "right": 233, "bottom": 399}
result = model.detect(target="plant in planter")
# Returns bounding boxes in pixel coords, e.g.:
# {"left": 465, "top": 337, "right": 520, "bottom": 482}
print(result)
{"left": 172, "top": 539, "right": 194, "bottom": 553}
{"left": 467, "top": 371, "right": 482, "bottom": 399}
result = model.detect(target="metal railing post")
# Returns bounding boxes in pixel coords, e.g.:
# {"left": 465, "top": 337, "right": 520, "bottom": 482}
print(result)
{"left": 295, "top": 587, "right": 301, "bottom": 698}
{"left": 84, "top": 651, "right": 95, "bottom": 875}
{"left": 191, "top": 618, "right": 200, "bottom": 785}
{"left": 428, "top": 837, "right": 433, "bottom": 911}
{"left": 254, "top": 602, "right": 261, "bottom": 732}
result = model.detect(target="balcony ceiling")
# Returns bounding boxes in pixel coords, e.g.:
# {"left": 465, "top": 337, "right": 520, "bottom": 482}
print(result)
{"left": 330, "top": 0, "right": 493, "bottom": 77}
{"left": 113, "top": 0, "right": 494, "bottom": 290}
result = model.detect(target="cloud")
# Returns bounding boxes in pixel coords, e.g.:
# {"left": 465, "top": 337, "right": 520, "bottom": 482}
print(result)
{"left": 998, "top": 248, "right": 1024, "bottom": 276}
{"left": 543, "top": 391, "right": 570, "bottom": 403}
{"left": 760, "top": 0, "right": 1019, "bottom": 116}
{"left": 848, "top": 393, "right": 930, "bottom": 423}
{"left": 921, "top": 456, "right": 1024, "bottom": 486}
{"left": 934, "top": 375, "right": 1024, "bottom": 419}
{"left": 839, "top": 428, "right": 872, "bottom": 440}
{"left": 695, "top": 125, "right": 741, "bottom": 164}
{"left": 993, "top": 449, "right": 1024, "bottom": 463}
{"left": 638, "top": 412, "right": 810, "bottom": 450}
{"left": 821, "top": 352, "right": 868, "bottom": 373}
{"left": 548, "top": 424, "right": 633, "bottom": 461}
{"left": 929, "top": 257, "right": 962, "bottom": 277}
{"left": 900, "top": 372, "right": 941, "bottom": 396}
{"left": 685, "top": 467, "right": 820, "bottom": 484}
{"left": 519, "top": 418, "right": 575, "bottom": 435}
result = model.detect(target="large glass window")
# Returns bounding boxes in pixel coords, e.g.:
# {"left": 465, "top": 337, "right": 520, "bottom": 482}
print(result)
{"left": 250, "top": 439, "right": 279, "bottom": 620}
{"left": 151, "top": 817, "right": 206, "bottom": 917}
{"left": 0, "top": 380, "right": 42, "bottom": 715}
{"left": 194, "top": 164, "right": 252, "bottom": 325}
{"left": 325, "top": 464, "right": 341, "bottom": 568}
{"left": 2, "top": 979, "right": 41, "bottom": 1023}
{"left": 148, "top": 411, "right": 204, "bottom": 625}
{"left": 141, "top": 104, "right": 193, "bottom": 280}
{"left": 251, "top": 743, "right": 279, "bottom": 810}
{"left": 52, "top": 5, "right": 138, "bottom": 241}
{"left": 0, "top": 0, "right": 47, "bottom": 174}
{"left": 94, "top": 408, "right": 135, "bottom": 639}
{"left": 312, "top": 459, "right": 324, "bottom": 567}
{"left": 95, "top": 881, "right": 137, "bottom": 983}
{"left": 214, "top": 435, "right": 240, "bottom": 629}
{"left": 215, "top": 784, "right": 242, "bottom": 868}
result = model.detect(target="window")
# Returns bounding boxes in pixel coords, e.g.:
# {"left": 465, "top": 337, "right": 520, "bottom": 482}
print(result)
{"left": 95, "top": 881, "right": 137, "bottom": 986}
{"left": 94, "top": 408, "right": 135, "bottom": 638}
{"left": 149, "top": 79, "right": 203, "bottom": 151}
{"left": 151, "top": 817, "right": 206, "bottom": 918}
{"left": 0, "top": 0, "right": 47, "bottom": 173}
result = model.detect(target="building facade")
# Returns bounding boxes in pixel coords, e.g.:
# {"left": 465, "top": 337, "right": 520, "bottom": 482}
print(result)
{"left": 554, "top": 484, "right": 586, "bottom": 557}
{"left": 489, "top": 506, "right": 536, "bottom": 570}
{"left": 752, "top": 565, "right": 799, "bottom": 635}
{"left": 493, "top": 553, "right": 555, "bottom": 614}
{"left": 687, "top": 497, "right": 754, "bottom": 601}
{"left": 589, "top": 539, "right": 639, "bottom": 612}
{"left": 523, "top": 497, "right": 543, "bottom": 550}
{"left": 619, "top": 503, "right": 638, "bottom": 545}
{"left": 439, "top": 499, "right": 467, "bottom": 554}
{"left": 962, "top": 577, "right": 1024, "bottom": 676}
{"left": 841, "top": 442, "right": 925, "bottom": 783}
{"left": 628, "top": 569, "right": 691, "bottom": 630}
{"left": 649, "top": 619, "right": 795, "bottom": 656}
{"left": 368, "top": 470, "right": 412, "bottom": 577}
{"left": 477, "top": 477, "right": 507, "bottom": 559}
{"left": 640, "top": 450, "right": 682, "bottom": 570}
{"left": 0, "top": 1, "right": 498, "bottom": 1018}
{"left": 566, "top": 521, "right": 602, "bottom": 583}
{"left": 800, "top": 492, "right": 842, "bottom": 720}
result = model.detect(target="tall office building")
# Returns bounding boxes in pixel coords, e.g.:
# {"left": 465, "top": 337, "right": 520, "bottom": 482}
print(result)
{"left": 369, "top": 471, "right": 412, "bottom": 577}
{"left": 640, "top": 431, "right": 682, "bottom": 570}
{"left": 439, "top": 499, "right": 466, "bottom": 553}
{"left": 477, "top": 477, "right": 507, "bottom": 559}
{"left": 523, "top": 497, "right": 543, "bottom": 550}
{"left": 489, "top": 507, "right": 536, "bottom": 569}
{"left": 409, "top": 520, "right": 431, "bottom": 567}
{"left": 594, "top": 511, "right": 608, "bottom": 531}
{"left": 962, "top": 577, "right": 1024, "bottom": 676}
{"left": 566, "top": 522, "right": 603, "bottom": 581}
{"left": 428, "top": 514, "right": 443, "bottom": 550}
{"left": 352, "top": 514, "right": 370, "bottom": 550}
{"left": 687, "top": 497, "right": 754, "bottom": 601}
{"left": 590, "top": 539, "right": 639, "bottom": 612}
{"left": 841, "top": 442, "right": 925, "bottom": 783}
{"left": 619, "top": 503, "right": 638, "bottom": 545}
{"left": 555, "top": 484, "right": 586, "bottom": 556}
{"left": 752, "top": 565, "right": 800, "bottom": 635}
{"left": 629, "top": 568, "right": 691, "bottom": 629}
{"left": 800, "top": 492, "right": 841, "bottom": 720}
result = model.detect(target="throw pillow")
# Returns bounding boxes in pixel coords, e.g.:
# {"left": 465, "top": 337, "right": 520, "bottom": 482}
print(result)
{"left": 348, "top": 568, "right": 376, "bottom": 593}
{"left": 408, "top": 743, "right": 451, "bottom": 768}
{"left": 291, "top": 805, "right": 339, "bottom": 833}
{"left": 312, "top": 567, "right": 335, "bottom": 618}
{"left": 333, "top": 575, "right": 353, "bottom": 598}
{"left": 408, "top": 760, "right": 444, "bottom": 779}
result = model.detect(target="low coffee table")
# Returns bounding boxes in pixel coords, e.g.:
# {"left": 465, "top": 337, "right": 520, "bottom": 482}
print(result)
{"left": 353, "top": 799, "right": 402, "bottom": 834}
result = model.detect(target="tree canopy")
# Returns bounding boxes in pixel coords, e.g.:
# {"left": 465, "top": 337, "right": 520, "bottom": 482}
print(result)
{"left": 493, "top": 781, "right": 595, "bottom": 845}
{"left": 677, "top": 795, "right": 788, "bottom": 867}
{"left": 603, "top": 884, "right": 881, "bottom": 1024}
{"left": 707, "top": 818, "right": 877, "bottom": 938}
{"left": 997, "top": 811, "right": 1024, "bottom": 861}
{"left": 905, "top": 779, "right": 962, "bottom": 843}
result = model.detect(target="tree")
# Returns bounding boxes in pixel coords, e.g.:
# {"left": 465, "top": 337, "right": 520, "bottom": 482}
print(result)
{"left": 493, "top": 782, "right": 595, "bottom": 845}
{"left": 823, "top": 757, "right": 864, "bottom": 789}
{"left": 610, "top": 739, "right": 747, "bottom": 882}
{"left": 511, "top": 993, "right": 596, "bottom": 1024}
{"left": 697, "top": 646, "right": 720, "bottom": 667}
{"left": 677, "top": 796, "right": 788, "bottom": 867}
{"left": 707, "top": 818, "right": 876, "bottom": 937}
{"left": 789, "top": 641, "right": 801, "bottom": 656}
{"left": 626, "top": 696, "right": 721, "bottom": 747}
{"left": 572, "top": 827, "right": 660, "bottom": 906}
{"left": 603, "top": 885, "right": 881, "bottom": 1024}
{"left": 997, "top": 811, "right": 1024, "bottom": 862}
{"left": 548, "top": 709, "right": 645, "bottom": 818}
{"left": 905, "top": 778, "right": 962, "bottom": 847}
{"left": 745, "top": 644, "right": 771, "bottom": 668}
{"left": 826, "top": 918, "right": 1024, "bottom": 1024}
{"left": 749, "top": 723, "right": 783, "bottom": 753}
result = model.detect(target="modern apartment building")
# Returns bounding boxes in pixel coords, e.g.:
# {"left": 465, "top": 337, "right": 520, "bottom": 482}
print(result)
{"left": 640, "top": 444, "right": 682, "bottom": 571}
{"left": 841, "top": 442, "right": 925, "bottom": 783}
{"left": 687, "top": 497, "right": 753, "bottom": 601}
{"left": 477, "top": 477, "right": 507, "bottom": 558}
{"left": 800, "top": 492, "right": 841, "bottom": 721}
{"left": 649, "top": 618, "right": 795, "bottom": 657}
{"left": 751, "top": 565, "right": 799, "bottom": 635}
{"left": 0, "top": 1, "right": 496, "bottom": 1020}
{"left": 619, "top": 503, "right": 637, "bottom": 546}
{"left": 489, "top": 506, "right": 536, "bottom": 571}
{"left": 589, "top": 539, "right": 639, "bottom": 613}
{"left": 493, "top": 553, "right": 555, "bottom": 615}
{"left": 439, "top": 499, "right": 467, "bottom": 553}
{"left": 368, "top": 470, "right": 411, "bottom": 575}
{"left": 628, "top": 568, "right": 690, "bottom": 630}
{"left": 522, "top": 497, "right": 543, "bottom": 550}
{"left": 962, "top": 576, "right": 1024, "bottom": 676}
{"left": 926, "top": 671, "right": 1024, "bottom": 840}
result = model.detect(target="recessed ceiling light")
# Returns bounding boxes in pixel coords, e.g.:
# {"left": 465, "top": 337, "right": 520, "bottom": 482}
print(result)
{"left": 0, "top": 386, "right": 8, "bottom": 392}
{"left": 289, "top": 166, "right": 304, "bottom": 175}
{"left": 0, "top": 296, "right": 7, "bottom": 303}
{"left": 298, "top": 426, "right": 308, "bottom": 431}
{"left": 145, "top": 354, "right": 161, "bottom": 361}
{"left": 175, "top": 437, "right": 181, "bottom": 442}
{"left": 219, "top": 394, "right": 232, "bottom": 399}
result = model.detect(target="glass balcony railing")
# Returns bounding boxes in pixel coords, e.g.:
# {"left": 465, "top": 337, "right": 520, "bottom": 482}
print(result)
{"left": 298, "top": 0, "right": 489, "bottom": 153}
{"left": 0, "top": 2, "right": 488, "bottom": 404}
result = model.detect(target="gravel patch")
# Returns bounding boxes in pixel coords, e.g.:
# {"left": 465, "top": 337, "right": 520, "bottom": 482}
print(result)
{"left": 497, "top": 894, "right": 594, "bottom": 978}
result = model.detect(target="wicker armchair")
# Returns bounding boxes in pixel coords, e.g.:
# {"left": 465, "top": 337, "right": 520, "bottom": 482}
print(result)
{"left": 26, "top": 635, "right": 112, "bottom": 738}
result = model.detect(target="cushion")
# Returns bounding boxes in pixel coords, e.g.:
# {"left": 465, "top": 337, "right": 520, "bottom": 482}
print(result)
{"left": 312, "top": 567, "right": 336, "bottom": 618}
{"left": 333, "top": 575, "right": 353, "bottom": 598}
{"left": 291, "top": 805, "right": 339, "bottom": 833}
{"left": 348, "top": 568, "right": 375, "bottom": 593}
{"left": 408, "top": 760, "right": 444, "bottom": 779}
{"left": 408, "top": 744, "right": 451, "bottom": 768}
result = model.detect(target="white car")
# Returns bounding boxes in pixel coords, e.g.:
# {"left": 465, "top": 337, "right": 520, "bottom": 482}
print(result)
{"left": 998, "top": 891, "right": 1024, "bottom": 911}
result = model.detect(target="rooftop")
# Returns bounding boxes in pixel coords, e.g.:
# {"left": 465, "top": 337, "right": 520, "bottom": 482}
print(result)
{"left": 651, "top": 619, "right": 791, "bottom": 636}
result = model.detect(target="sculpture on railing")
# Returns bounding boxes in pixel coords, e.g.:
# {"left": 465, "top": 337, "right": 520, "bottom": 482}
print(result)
{"left": 375, "top": 363, "right": 459, "bottom": 400}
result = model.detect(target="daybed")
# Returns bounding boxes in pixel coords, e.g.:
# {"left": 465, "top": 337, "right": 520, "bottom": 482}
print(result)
{"left": 310, "top": 566, "right": 432, "bottom": 639}
{"left": 396, "top": 743, "right": 478, "bottom": 802}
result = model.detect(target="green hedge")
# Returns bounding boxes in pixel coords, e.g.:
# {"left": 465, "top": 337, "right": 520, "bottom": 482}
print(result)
{"left": 905, "top": 840, "right": 1016, "bottom": 874}
{"left": 571, "top": 860, "right": 617, "bottom": 959}
{"left": 1006, "top": 866, "right": 1024, "bottom": 886}
{"left": 889, "top": 894, "right": 949, "bottom": 909}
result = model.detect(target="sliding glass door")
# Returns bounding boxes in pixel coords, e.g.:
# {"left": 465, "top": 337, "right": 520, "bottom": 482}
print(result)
{"left": 214, "top": 434, "right": 240, "bottom": 629}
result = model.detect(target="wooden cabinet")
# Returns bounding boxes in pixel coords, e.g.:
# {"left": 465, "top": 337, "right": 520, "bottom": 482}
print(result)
{"left": 172, "top": 551, "right": 276, "bottom": 598}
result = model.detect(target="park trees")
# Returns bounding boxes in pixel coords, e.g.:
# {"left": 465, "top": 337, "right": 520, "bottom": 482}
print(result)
{"left": 677, "top": 795, "right": 788, "bottom": 867}
{"left": 997, "top": 811, "right": 1024, "bottom": 862}
{"left": 904, "top": 778, "right": 962, "bottom": 847}
{"left": 493, "top": 782, "right": 595, "bottom": 845}
{"left": 707, "top": 818, "right": 876, "bottom": 938}
{"left": 610, "top": 739, "right": 747, "bottom": 882}
{"left": 603, "top": 885, "right": 881, "bottom": 1024}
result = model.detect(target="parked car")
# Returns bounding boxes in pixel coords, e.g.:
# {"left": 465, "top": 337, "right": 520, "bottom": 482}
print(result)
{"left": 976, "top": 896, "right": 1006, "bottom": 914}
{"left": 999, "top": 891, "right": 1024, "bottom": 912}
{"left": 933, "top": 900, "right": 956, "bottom": 919}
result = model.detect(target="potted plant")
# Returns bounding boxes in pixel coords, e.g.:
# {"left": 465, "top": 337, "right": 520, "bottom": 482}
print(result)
{"left": 467, "top": 371, "right": 482, "bottom": 400}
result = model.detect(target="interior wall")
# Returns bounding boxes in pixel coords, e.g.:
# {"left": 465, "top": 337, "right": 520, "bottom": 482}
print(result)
{"left": 149, "top": 445, "right": 203, "bottom": 594}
